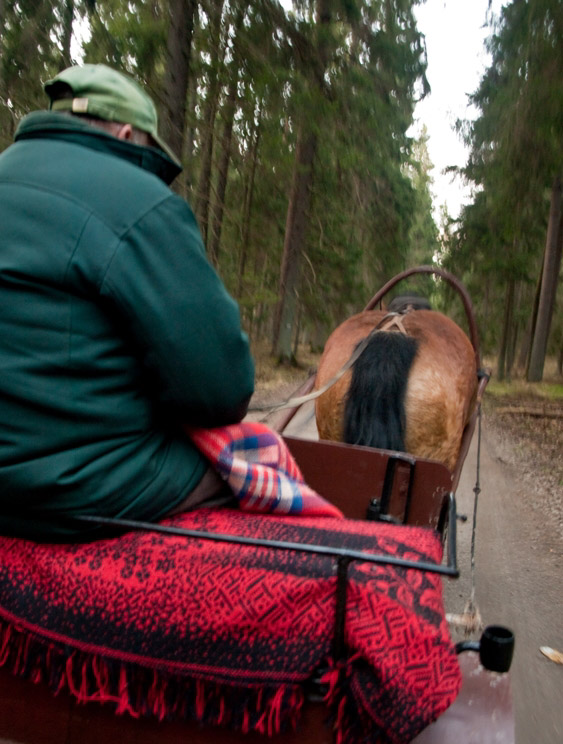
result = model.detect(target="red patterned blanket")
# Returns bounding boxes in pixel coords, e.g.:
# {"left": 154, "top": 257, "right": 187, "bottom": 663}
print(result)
{"left": 0, "top": 510, "right": 461, "bottom": 743}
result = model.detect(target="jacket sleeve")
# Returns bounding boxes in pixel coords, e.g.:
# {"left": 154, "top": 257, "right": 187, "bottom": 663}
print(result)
{"left": 100, "top": 194, "right": 255, "bottom": 427}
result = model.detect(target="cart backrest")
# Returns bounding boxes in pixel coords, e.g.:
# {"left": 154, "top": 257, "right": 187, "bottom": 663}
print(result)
{"left": 283, "top": 436, "right": 453, "bottom": 532}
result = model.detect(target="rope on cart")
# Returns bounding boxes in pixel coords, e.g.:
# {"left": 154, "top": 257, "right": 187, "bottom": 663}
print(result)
{"left": 248, "top": 313, "right": 407, "bottom": 415}
{"left": 469, "top": 404, "right": 482, "bottom": 613}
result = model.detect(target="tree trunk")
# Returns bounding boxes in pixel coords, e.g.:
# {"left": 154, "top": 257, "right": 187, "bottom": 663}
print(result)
{"left": 162, "top": 0, "right": 196, "bottom": 167}
{"left": 0, "top": 0, "right": 7, "bottom": 101}
{"left": 497, "top": 276, "right": 515, "bottom": 382}
{"left": 528, "top": 175, "right": 563, "bottom": 382}
{"left": 506, "top": 281, "right": 521, "bottom": 379}
{"left": 207, "top": 74, "right": 236, "bottom": 266}
{"left": 208, "top": 8, "right": 243, "bottom": 266}
{"left": 194, "top": 0, "right": 226, "bottom": 249}
{"left": 272, "top": 0, "right": 331, "bottom": 363}
{"left": 59, "top": 0, "right": 74, "bottom": 69}
{"left": 238, "top": 114, "right": 261, "bottom": 298}
{"left": 293, "top": 304, "right": 302, "bottom": 358}
{"left": 518, "top": 259, "right": 544, "bottom": 374}
{"left": 182, "top": 72, "right": 198, "bottom": 201}
{"left": 517, "top": 315, "right": 533, "bottom": 375}
{"left": 248, "top": 248, "right": 270, "bottom": 343}
{"left": 308, "top": 319, "right": 330, "bottom": 353}
{"left": 272, "top": 126, "right": 317, "bottom": 363}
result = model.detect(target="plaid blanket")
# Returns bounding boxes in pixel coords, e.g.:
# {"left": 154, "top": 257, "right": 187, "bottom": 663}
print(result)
{"left": 0, "top": 509, "right": 461, "bottom": 743}
{"left": 187, "top": 422, "right": 343, "bottom": 517}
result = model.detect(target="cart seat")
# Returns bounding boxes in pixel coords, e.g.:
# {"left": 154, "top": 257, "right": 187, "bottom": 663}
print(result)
{"left": 0, "top": 508, "right": 461, "bottom": 743}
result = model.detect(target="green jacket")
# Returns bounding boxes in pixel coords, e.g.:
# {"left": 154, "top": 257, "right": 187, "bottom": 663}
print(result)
{"left": 0, "top": 112, "right": 254, "bottom": 540}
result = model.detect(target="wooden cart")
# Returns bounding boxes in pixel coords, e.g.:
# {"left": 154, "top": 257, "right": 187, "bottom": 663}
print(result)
{"left": 0, "top": 268, "right": 514, "bottom": 744}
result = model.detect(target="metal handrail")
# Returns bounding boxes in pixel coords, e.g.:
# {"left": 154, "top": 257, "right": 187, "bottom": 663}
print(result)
{"left": 363, "top": 265, "right": 482, "bottom": 370}
{"left": 75, "top": 501, "right": 458, "bottom": 665}
{"left": 74, "top": 504, "right": 459, "bottom": 578}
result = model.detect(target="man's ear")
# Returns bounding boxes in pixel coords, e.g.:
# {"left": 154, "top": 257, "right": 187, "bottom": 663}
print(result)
{"left": 115, "top": 123, "right": 133, "bottom": 141}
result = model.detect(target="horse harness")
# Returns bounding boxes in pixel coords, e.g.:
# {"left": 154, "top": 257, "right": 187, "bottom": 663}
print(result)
{"left": 374, "top": 311, "right": 410, "bottom": 336}
{"left": 250, "top": 308, "right": 417, "bottom": 414}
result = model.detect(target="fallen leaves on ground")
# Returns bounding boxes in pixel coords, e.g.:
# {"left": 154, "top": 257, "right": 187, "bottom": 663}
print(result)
{"left": 483, "top": 391, "right": 563, "bottom": 539}
{"left": 540, "top": 646, "right": 563, "bottom": 664}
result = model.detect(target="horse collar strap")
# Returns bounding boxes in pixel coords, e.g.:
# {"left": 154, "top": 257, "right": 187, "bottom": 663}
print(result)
{"left": 376, "top": 312, "right": 408, "bottom": 336}
{"left": 251, "top": 312, "right": 410, "bottom": 414}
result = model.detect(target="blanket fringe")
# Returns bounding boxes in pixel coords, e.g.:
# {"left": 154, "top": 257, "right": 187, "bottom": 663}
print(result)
{"left": 0, "top": 618, "right": 305, "bottom": 735}
{"left": 320, "top": 654, "right": 389, "bottom": 744}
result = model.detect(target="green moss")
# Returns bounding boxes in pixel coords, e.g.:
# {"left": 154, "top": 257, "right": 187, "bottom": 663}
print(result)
{"left": 485, "top": 380, "right": 563, "bottom": 401}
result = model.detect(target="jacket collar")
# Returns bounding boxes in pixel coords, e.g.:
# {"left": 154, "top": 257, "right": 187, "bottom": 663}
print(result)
{"left": 15, "top": 111, "right": 182, "bottom": 186}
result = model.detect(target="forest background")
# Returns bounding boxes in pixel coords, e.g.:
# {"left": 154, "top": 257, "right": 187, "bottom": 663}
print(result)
{"left": 0, "top": 0, "right": 561, "bottom": 381}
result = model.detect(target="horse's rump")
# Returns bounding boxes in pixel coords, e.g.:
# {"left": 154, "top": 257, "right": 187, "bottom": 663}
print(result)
{"left": 314, "top": 310, "right": 477, "bottom": 471}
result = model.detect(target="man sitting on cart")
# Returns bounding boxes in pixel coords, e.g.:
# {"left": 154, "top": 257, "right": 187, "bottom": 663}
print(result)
{"left": 0, "top": 64, "right": 255, "bottom": 541}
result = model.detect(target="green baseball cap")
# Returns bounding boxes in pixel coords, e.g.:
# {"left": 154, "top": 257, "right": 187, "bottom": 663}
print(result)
{"left": 44, "top": 63, "right": 180, "bottom": 167}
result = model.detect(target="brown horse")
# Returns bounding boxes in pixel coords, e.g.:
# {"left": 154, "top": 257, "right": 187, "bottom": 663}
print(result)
{"left": 314, "top": 304, "right": 477, "bottom": 471}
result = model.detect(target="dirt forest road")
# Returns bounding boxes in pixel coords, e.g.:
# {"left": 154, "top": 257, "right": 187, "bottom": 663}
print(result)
{"left": 264, "top": 392, "right": 563, "bottom": 744}
{"left": 451, "top": 419, "right": 563, "bottom": 744}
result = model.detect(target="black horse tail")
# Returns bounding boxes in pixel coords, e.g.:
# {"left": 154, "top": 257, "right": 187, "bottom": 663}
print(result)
{"left": 343, "top": 332, "right": 419, "bottom": 451}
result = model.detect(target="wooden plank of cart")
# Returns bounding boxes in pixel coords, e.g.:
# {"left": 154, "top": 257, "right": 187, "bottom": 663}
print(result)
{"left": 0, "top": 267, "right": 514, "bottom": 744}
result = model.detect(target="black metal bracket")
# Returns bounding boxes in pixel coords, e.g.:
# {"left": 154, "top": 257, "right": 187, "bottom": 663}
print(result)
{"left": 367, "top": 452, "right": 417, "bottom": 525}
{"left": 456, "top": 625, "right": 515, "bottom": 673}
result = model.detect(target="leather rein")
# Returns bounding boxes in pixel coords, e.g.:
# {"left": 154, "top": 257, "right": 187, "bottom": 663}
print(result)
{"left": 249, "top": 309, "right": 412, "bottom": 414}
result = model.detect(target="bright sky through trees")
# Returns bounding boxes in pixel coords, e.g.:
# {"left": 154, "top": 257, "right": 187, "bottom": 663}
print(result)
{"left": 71, "top": 0, "right": 502, "bottom": 223}
{"left": 411, "top": 0, "right": 505, "bottom": 220}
